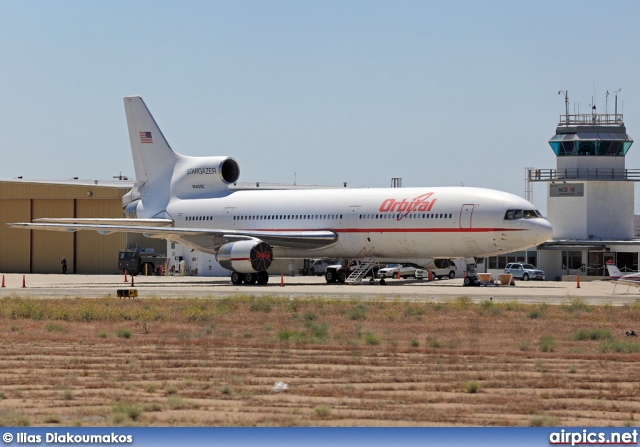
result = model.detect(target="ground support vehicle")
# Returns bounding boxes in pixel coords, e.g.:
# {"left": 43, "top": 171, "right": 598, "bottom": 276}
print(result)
{"left": 325, "top": 260, "right": 380, "bottom": 283}
{"left": 118, "top": 249, "right": 167, "bottom": 276}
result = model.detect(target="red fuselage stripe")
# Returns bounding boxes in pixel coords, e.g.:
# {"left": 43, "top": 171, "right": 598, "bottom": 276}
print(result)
{"left": 229, "top": 228, "right": 524, "bottom": 233}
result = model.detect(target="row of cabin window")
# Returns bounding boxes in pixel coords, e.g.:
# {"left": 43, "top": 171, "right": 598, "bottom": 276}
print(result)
{"left": 232, "top": 214, "right": 343, "bottom": 221}
{"left": 359, "top": 213, "right": 453, "bottom": 219}
{"left": 504, "top": 209, "right": 543, "bottom": 220}
{"left": 187, "top": 212, "right": 456, "bottom": 222}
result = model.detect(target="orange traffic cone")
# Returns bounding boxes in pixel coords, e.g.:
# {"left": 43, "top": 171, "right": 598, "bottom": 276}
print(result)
{"left": 124, "top": 270, "right": 128, "bottom": 282}
{"left": 280, "top": 274, "right": 284, "bottom": 287}
{"left": 22, "top": 275, "right": 26, "bottom": 288}
{"left": 576, "top": 274, "right": 581, "bottom": 288}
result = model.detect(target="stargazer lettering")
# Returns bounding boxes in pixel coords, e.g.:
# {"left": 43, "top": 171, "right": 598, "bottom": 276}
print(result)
{"left": 379, "top": 193, "right": 437, "bottom": 220}
{"left": 187, "top": 167, "right": 217, "bottom": 175}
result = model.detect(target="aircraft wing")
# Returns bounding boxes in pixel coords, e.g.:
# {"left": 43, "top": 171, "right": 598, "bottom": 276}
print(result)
{"left": 8, "top": 221, "right": 338, "bottom": 249}
{"left": 32, "top": 218, "right": 174, "bottom": 227}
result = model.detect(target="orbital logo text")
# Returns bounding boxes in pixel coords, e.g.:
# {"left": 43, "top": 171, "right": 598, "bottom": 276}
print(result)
{"left": 379, "top": 193, "right": 437, "bottom": 221}
{"left": 255, "top": 251, "right": 271, "bottom": 260}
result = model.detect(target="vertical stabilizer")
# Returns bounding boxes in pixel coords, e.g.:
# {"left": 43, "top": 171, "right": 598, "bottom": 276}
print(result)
{"left": 605, "top": 261, "right": 623, "bottom": 279}
{"left": 124, "top": 96, "right": 180, "bottom": 185}
{"left": 123, "top": 96, "right": 181, "bottom": 216}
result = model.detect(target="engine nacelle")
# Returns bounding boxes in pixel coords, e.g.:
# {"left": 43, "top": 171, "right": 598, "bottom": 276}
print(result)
{"left": 171, "top": 156, "right": 240, "bottom": 199}
{"left": 123, "top": 199, "right": 144, "bottom": 218}
{"left": 215, "top": 240, "right": 273, "bottom": 273}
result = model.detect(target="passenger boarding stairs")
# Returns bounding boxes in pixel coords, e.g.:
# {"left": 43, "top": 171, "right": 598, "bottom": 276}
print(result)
{"left": 346, "top": 248, "right": 378, "bottom": 284}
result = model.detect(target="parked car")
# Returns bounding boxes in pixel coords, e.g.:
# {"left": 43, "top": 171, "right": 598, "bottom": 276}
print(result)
{"left": 415, "top": 260, "right": 457, "bottom": 280}
{"left": 378, "top": 263, "right": 421, "bottom": 279}
{"left": 504, "top": 262, "right": 545, "bottom": 281}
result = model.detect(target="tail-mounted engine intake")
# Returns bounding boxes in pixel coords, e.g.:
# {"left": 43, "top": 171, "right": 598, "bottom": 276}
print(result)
{"left": 215, "top": 240, "right": 273, "bottom": 273}
{"left": 171, "top": 156, "right": 240, "bottom": 199}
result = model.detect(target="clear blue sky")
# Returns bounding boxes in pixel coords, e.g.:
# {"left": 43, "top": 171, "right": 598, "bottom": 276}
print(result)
{"left": 2, "top": 0, "right": 640, "bottom": 214}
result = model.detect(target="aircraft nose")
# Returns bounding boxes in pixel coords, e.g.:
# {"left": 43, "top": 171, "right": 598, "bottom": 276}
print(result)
{"left": 531, "top": 219, "right": 553, "bottom": 245}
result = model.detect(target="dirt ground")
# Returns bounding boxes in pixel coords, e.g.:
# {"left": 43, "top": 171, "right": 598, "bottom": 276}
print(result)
{"left": 1, "top": 295, "right": 639, "bottom": 426}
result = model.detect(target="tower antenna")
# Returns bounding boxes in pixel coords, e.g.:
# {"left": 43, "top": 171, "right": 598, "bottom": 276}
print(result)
{"left": 558, "top": 90, "right": 569, "bottom": 123}
{"left": 614, "top": 88, "right": 621, "bottom": 117}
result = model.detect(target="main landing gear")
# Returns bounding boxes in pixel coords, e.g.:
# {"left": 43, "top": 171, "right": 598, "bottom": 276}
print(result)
{"left": 230, "top": 271, "right": 269, "bottom": 285}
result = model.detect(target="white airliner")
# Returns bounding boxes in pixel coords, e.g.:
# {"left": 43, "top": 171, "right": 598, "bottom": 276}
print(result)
{"left": 10, "top": 97, "right": 553, "bottom": 286}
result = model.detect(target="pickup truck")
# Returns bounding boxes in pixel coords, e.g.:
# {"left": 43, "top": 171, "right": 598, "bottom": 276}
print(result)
{"left": 310, "top": 259, "right": 339, "bottom": 276}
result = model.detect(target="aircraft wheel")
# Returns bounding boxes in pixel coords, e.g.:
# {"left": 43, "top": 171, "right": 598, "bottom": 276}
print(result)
{"left": 256, "top": 271, "right": 269, "bottom": 285}
{"left": 231, "top": 272, "right": 243, "bottom": 285}
{"left": 463, "top": 276, "right": 473, "bottom": 287}
{"left": 244, "top": 273, "right": 256, "bottom": 284}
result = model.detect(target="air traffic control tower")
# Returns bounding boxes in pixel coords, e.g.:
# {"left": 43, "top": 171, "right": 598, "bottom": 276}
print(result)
{"left": 529, "top": 91, "right": 640, "bottom": 279}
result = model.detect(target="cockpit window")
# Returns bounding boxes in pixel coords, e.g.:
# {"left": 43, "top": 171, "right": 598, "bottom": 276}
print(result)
{"left": 504, "top": 209, "right": 543, "bottom": 220}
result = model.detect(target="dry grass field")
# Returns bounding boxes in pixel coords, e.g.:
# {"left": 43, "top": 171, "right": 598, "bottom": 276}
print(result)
{"left": 1, "top": 294, "right": 640, "bottom": 427}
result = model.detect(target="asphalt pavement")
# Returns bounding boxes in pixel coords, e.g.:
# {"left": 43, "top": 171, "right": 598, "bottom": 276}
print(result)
{"left": 1, "top": 273, "right": 638, "bottom": 305}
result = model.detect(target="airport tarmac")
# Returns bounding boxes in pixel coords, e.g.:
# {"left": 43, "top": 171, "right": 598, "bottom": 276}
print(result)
{"left": 1, "top": 273, "right": 639, "bottom": 305}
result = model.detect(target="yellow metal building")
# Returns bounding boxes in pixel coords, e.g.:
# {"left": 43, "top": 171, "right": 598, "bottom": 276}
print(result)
{"left": 0, "top": 179, "right": 165, "bottom": 274}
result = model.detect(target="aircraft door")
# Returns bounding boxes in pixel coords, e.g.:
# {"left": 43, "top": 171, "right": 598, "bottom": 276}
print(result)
{"left": 224, "top": 207, "right": 235, "bottom": 229}
{"left": 460, "top": 204, "right": 474, "bottom": 229}
{"left": 347, "top": 206, "right": 360, "bottom": 229}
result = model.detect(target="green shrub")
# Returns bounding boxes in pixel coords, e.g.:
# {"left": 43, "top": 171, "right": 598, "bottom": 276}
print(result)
{"left": 167, "top": 396, "right": 187, "bottom": 409}
{"left": 463, "top": 381, "right": 481, "bottom": 393}
{"left": 313, "top": 405, "right": 331, "bottom": 418}
{"left": 112, "top": 402, "right": 142, "bottom": 421}
{"left": 45, "top": 323, "right": 69, "bottom": 333}
{"left": 249, "top": 298, "right": 272, "bottom": 313}
{"left": 540, "top": 335, "right": 556, "bottom": 352}
{"left": 276, "top": 329, "right": 307, "bottom": 344}
{"left": 116, "top": 328, "right": 132, "bottom": 339}
{"left": 404, "top": 306, "right": 426, "bottom": 317}
{"left": 563, "top": 297, "right": 593, "bottom": 313}
{"left": 364, "top": 332, "right": 381, "bottom": 345}
{"left": 530, "top": 414, "right": 559, "bottom": 426}
{"left": 599, "top": 340, "right": 640, "bottom": 353}
{"left": 347, "top": 303, "right": 368, "bottom": 321}
{"left": 573, "top": 328, "right": 612, "bottom": 341}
